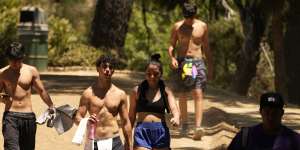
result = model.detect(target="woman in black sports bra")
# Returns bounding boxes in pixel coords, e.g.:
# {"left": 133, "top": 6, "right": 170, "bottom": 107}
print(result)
{"left": 129, "top": 54, "right": 180, "bottom": 150}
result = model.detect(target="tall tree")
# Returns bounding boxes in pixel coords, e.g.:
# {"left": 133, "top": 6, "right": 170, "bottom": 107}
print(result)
{"left": 230, "top": 0, "right": 268, "bottom": 95}
{"left": 90, "top": 0, "right": 133, "bottom": 59}
{"left": 284, "top": 0, "right": 300, "bottom": 104}
{"left": 271, "top": 0, "right": 287, "bottom": 99}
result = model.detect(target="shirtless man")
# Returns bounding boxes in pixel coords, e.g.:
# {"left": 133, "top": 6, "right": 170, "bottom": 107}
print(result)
{"left": 74, "top": 55, "right": 132, "bottom": 150}
{"left": 168, "top": 3, "right": 213, "bottom": 140}
{"left": 0, "top": 42, "right": 55, "bottom": 150}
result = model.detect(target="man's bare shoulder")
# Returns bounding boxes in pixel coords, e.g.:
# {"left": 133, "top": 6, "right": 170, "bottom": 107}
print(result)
{"left": 0, "top": 66, "right": 10, "bottom": 79}
{"left": 174, "top": 20, "right": 185, "bottom": 29}
{"left": 21, "top": 64, "right": 39, "bottom": 77}
{"left": 195, "top": 19, "right": 207, "bottom": 28}
{"left": 0, "top": 66, "right": 9, "bottom": 73}
{"left": 111, "top": 84, "right": 126, "bottom": 96}
{"left": 24, "top": 64, "right": 38, "bottom": 72}
{"left": 82, "top": 86, "right": 93, "bottom": 97}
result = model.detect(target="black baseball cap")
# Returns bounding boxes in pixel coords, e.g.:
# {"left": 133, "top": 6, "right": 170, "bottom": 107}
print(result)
{"left": 260, "top": 92, "right": 284, "bottom": 109}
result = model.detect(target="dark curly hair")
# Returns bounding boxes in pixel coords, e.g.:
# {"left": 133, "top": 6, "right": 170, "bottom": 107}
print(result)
{"left": 6, "top": 42, "right": 25, "bottom": 60}
{"left": 95, "top": 55, "right": 116, "bottom": 69}
{"left": 182, "top": 3, "right": 197, "bottom": 18}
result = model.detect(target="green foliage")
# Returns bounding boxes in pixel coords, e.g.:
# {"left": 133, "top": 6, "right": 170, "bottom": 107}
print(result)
{"left": 209, "top": 17, "right": 243, "bottom": 88}
{"left": 49, "top": 0, "right": 93, "bottom": 40}
{"left": 248, "top": 49, "right": 275, "bottom": 97}
{"left": 125, "top": 2, "right": 182, "bottom": 77}
{"left": 51, "top": 44, "right": 103, "bottom": 66}
{"left": 0, "top": 0, "right": 20, "bottom": 67}
{"left": 48, "top": 16, "right": 103, "bottom": 66}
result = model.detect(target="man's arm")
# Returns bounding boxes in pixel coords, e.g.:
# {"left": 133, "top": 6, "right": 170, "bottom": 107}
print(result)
{"left": 31, "top": 67, "right": 54, "bottom": 108}
{"left": 168, "top": 24, "right": 179, "bottom": 69}
{"left": 0, "top": 71, "right": 6, "bottom": 103}
{"left": 119, "top": 92, "right": 132, "bottom": 150}
{"left": 74, "top": 91, "right": 89, "bottom": 125}
{"left": 202, "top": 24, "right": 213, "bottom": 80}
{"left": 0, "top": 79, "right": 8, "bottom": 103}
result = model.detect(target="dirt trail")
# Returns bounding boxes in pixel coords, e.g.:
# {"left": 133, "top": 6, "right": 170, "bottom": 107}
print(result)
{"left": 0, "top": 70, "right": 299, "bottom": 150}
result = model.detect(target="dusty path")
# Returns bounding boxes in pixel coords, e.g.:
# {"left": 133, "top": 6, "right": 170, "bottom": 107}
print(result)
{"left": 0, "top": 70, "right": 299, "bottom": 150}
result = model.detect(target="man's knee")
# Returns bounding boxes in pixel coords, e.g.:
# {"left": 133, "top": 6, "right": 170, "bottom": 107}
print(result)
{"left": 179, "top": 94, "right": 189, "bottom": 100}
{"left": 192, "top": 88, "right": 203, "bottom": 99}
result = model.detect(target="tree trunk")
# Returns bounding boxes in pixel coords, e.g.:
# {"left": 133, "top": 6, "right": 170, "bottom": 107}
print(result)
{"left": 271, "top": 0, "right": 288, "bottom": 100}
{"left": 230, "top": 2, "right": 267, "bottom": 95}
{"left": 284, "top": 0, "right": 300, "bottom": 104}
{"left": 90, "top": 0, "right": 133, "bottom": 59}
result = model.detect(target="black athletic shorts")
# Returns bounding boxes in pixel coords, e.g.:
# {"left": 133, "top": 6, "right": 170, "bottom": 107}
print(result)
{"left": 2, "top": 111, "right": 37, "bottom": 150}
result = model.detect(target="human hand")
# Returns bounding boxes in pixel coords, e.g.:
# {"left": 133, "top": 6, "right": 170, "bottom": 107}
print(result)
{"left": 48, "top": 106, "right": 56, "bottom": 114}
{"left": 0, "top": 93, "right": 11, "bottom": 102}
{"left": 170, "top": 116, "right": 180, "bottom": 127}
{"left": 88, "top": 113, "right": 99, "bottom": 124}
{"left": 47, "top": 106, "right": 56, "bottom": 127}
{"left": 171, "top": 58, "right": 178, "bottom": 69}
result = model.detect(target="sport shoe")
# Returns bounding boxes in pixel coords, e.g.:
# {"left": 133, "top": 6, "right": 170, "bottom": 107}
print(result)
{"left": 180, "top": 123, "right": 189, "bottom": 136}
{"left": 192, "top": 127, "right": 204, "bottom": 140}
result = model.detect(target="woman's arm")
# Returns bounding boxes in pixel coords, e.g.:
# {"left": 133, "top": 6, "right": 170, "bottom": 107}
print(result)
{"left": 129, "top": 86, "right": 138, "bottom": 127}
{"left": 165, "top": 87, "right": 180, "bottom": 126}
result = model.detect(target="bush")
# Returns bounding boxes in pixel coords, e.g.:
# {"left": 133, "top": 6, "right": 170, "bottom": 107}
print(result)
{"left": 0, "top": 0, "right": 20, "bottom": 67}
{"left": 209, "top": 17, "right": 243, "bottom": 88}
{"left": 48, "top": 16, "right": 105, "bottom": 67}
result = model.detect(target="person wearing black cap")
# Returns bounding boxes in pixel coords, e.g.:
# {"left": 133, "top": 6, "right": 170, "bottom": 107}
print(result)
{"left": 228, "top": 92, "right": 300, "bottom": 150}
{"left": 167, "top": 2, "right": 213, "bottom": 140}
{"left": 0, "top": 42, "right": 55, "bottom": 150}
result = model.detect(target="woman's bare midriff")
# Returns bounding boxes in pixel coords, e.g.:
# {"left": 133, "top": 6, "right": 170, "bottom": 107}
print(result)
{"left": 136, "top": 112, "right": 165, "bottom": 122}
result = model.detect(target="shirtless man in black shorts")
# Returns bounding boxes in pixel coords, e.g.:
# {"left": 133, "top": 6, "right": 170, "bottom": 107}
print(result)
{"left": 0, "top": 42, "right": 55, "bottom": 150}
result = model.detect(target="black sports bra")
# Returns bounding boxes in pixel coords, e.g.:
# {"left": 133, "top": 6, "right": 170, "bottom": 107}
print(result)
{"left": 136, "top": 80, "right": 169, "bottom": 114}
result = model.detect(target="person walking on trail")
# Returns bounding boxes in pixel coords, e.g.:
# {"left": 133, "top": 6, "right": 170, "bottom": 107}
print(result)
{"left": 129, "top": 54, "right": 180, "bottom": 150}
{"left": 0, "top": 42, "right": 55, "bottom": 150}
{"left": 167, "top": 2, "right": 213, "bottom": 140}
{"left": 74, "top": 55, "right": 132, "bottom": 150}
{"left": 228, "top": 92, "right": 300, "bottom": 150}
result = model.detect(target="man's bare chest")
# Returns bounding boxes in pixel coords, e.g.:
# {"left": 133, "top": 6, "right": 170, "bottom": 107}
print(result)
{"left": 89, "top": 94, "right": 121, "bottom": 115}
{"left": 178, "top": 26, "right": 205, "bottom": 41}
{"left": 3, "top": 72, "right": 33, "bottom": 91}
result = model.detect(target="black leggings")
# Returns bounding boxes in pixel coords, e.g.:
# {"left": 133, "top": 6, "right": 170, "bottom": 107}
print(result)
{"left": 2, "top": 111, "right": 36, "bottom": 150}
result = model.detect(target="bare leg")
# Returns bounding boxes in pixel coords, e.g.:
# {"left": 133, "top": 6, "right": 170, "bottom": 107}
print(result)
{"left": 178, "top": 93, "right": 188, "bottom": 136}
{"left": 192, "top": 88, "right": 204, "bottom": 127}
{"left": 179, "top": 94, "right": 188, "bottom": 124}
{"left": 192, "top": 88, "right": 204, "bottom": 140}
